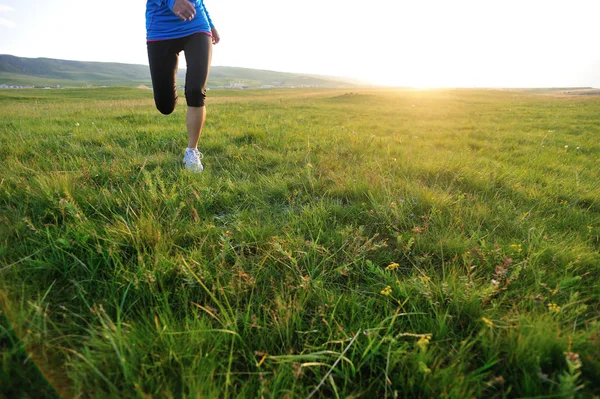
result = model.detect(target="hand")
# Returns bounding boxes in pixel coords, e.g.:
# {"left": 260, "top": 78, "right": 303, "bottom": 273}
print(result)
{"left": 172, "top": 0, "right": 196, "bottom": 21}
{"left": 211, "top": 27, "right": 220, "bottom": 44}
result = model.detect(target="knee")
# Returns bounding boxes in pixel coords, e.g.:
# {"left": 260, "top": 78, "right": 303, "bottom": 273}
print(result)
{"left": 153, "top": 90, "right": 178, "bottom": 114}
{"left": 186, "top": 88, "right": 206, "bottom": 107}
{"left": 156, "top": 99, "right": 177, "bottom": 115}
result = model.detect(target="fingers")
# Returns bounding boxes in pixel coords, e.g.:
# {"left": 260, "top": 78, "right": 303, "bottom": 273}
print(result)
{"left": 176, "top": 9, "right": 195, "bottom": 21}
{"left": 182, "top": 0, "right": 196, "bottom": 17}
{"left": 174, "top": 0, "right": 196, "bottom": 21}
{"left": 211, "top": 28, "right": 220, "bottom": 44}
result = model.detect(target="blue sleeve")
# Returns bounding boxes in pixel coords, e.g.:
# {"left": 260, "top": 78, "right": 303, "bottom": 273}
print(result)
{"left": 202, "top": 0, "right": 215, "bottom": 28}
{"left": 166, "top": 0, "right": 176, "bottom": 10}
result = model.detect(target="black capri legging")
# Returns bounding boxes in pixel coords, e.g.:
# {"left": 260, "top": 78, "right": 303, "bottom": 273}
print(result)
{"left": 147, "top": 32, "right": 212, "bottom": 115}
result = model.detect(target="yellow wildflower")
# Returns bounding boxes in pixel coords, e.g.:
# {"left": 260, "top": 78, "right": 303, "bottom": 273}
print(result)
{"left": 417, "top": 335, "right": 431, "bottom": 351}
{"left": 547, "top": 303, "right": 561, "bottom": 313}
{"left": 386, "top": 262, "right": 399, "bottom": 271}
{"left": 380, "top": 286, "right": 392, "bottom": 296}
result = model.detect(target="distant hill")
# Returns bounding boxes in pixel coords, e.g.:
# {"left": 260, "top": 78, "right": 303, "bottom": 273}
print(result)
{"left": 0, "top": 55, "right": 363, "bottom": 88}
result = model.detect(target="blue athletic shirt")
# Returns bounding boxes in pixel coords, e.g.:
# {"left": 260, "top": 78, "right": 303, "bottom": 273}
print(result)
{"left": 146, "top": 0, "right": 214, "bottom": 41}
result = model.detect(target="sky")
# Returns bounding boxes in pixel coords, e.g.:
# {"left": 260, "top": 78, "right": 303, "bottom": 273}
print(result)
{"left": 0, "top": 0, "right": 599, "bottom": 88}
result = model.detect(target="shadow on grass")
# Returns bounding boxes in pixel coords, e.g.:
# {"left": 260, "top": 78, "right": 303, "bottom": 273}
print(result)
{"left": 0, "top": 309, "right": 60, "bottom": 399}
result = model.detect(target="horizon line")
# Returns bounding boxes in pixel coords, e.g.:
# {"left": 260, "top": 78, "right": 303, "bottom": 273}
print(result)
{"left": 1, "top": 53, "right": 597, "bottom": 90}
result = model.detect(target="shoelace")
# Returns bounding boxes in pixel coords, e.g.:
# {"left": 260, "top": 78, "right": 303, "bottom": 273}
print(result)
{"left": 186, "top": 149, "right": 204, "bottom": 162}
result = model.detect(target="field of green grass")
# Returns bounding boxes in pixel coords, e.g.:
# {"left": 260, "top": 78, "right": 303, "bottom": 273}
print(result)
{"left": 1, "top": 87, "right": 599, "bottom": 398}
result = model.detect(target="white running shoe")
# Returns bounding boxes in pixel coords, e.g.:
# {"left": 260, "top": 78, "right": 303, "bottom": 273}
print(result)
{"left": 183, "top": 148, "right": 204, "bottom": 172}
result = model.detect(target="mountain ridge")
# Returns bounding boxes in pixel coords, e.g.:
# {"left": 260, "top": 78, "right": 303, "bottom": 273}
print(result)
{"left": 0, "top": 54, "right": 364, "bottom": 88}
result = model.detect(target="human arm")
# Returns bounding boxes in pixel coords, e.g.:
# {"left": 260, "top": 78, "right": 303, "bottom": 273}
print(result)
{"left": 200, "top": 0, "right": 215, "bottom": 28}
{"left": 201, "top": 1, "right": 220, "bottom": 44}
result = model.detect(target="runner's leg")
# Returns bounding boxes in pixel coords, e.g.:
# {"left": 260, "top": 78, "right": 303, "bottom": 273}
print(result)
{"left": 148, "top": 39, "right": 183, "bottom": 115}
{"left": 183, "top": 33, "right": 212, "bottom": 148}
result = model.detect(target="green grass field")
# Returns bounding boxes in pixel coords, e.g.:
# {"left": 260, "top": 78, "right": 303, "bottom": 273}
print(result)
{"left": 1, "top": 87, "right": 599, "bottom": 398}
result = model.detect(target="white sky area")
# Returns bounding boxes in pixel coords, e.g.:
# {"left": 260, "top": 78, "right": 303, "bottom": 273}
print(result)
{"left": 0, "top": 0, "right": 599, "bottom": 87}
